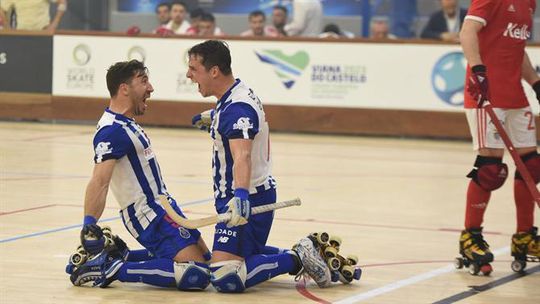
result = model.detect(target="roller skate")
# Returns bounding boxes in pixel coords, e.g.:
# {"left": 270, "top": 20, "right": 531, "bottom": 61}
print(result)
{"left": 66, "top": 226, "right": 129, "bottom": 276}
{"left": 455, "top": 227, "right": 494, "bottom": 276}
{"left": 69, "top": 250, "right": 124, "bottom": 287}
{"left": 292, "top": 236, "right": 332, "bottom": 288}
{"left": 310, "top": 232, "right": 362, "bottom": 284}
{"left": 510, "top": 226, "right": 540, "bottom": 273}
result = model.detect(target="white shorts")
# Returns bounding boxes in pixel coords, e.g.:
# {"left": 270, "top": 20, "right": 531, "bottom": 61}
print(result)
{"left": 465, "top": 106, "right": 537, "bottom": 151}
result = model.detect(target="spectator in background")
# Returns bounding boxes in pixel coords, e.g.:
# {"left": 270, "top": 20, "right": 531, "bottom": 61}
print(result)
{"left": 420, "top": 0, "right": 466, "bottom": 42}
{"left": 158, "top": 1, "right": 190, "bottom": 35}
{"left": 319, "top": 23, "right": 354, "bottom": 39}
{"left": 240, "top": 10, "right": 278, "bottom": 37}
{"left": 0, "top": 0, "right": 67, "bottom": 31}
{"left": 370, "top": 18, "right": 397, "bottom": 40}
{"left": 0, "top": 9, "right": 5, "bottom": 29}
{"left": 155, "top": 2, "right": 171, "bottom": 26}
{"left": 284, "top": 0, "right": 323, "bottom": 37}
{"left": 186, "top": 7, "right": 205, "bottom": 35}
{"left": 272, "top": 5, "right": 288, "bottom": 36}
{"left": 197, "top": 12, "right": 223, "bottom": 36}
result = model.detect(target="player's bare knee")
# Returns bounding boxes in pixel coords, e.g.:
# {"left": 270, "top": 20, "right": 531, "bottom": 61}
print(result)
{"left": 173, "top": 262, "right": 211, "bottom": 290}
{"left": 210, "top": 260, "right": 247, "bottom": 293}
{"left": 515, "top": 151, "right": 540, "bottom": 183}
{"left": 467, "top": 155, "right": 508, "bottom": 191}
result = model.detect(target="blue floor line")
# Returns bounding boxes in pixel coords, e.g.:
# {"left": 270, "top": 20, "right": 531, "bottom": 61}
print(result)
{"left": 0, "top": 198, "right": 213, "bottom": 244}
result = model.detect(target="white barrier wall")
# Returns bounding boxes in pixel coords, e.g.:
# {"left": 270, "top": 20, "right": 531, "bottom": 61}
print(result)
{"left": 53, "top": 35, "right": 540, "bottom": 113}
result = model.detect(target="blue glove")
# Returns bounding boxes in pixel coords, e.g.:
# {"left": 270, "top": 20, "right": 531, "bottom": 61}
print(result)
{"left": 225, "top": 188, "right": 251, "bottom": 228}
{"left": 192, "top": 109, "right": 215, "bottom": 132}
{"left": 80, "top": 216, "right": 105, "bottom": 255}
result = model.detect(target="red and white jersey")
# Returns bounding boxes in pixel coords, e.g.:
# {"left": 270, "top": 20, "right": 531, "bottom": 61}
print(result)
{"left": 464, "top": 0, "right": 536, "bottom": 109}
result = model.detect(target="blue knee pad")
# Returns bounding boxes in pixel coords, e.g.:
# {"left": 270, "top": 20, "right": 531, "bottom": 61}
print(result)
{"left": 174, "top": 262, "right": 211, "bottom": 290}
{"left": 210, "top": 261, "right": 247, "bottom": 293}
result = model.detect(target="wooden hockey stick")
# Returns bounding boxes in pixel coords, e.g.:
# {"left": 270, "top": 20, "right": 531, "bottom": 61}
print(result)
{"left": 483, "top": 102, "right": 540, "bottom": 206}
{"left": 160, "top": 196, "right": 302, "bottom": 229}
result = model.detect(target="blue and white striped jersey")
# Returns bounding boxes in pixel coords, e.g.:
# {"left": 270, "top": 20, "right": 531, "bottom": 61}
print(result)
{"left": 210, "top": 79, "right": 276, "bottom": 199}
{"left": 93, "top": 108, "right": 167, "bottom": 238}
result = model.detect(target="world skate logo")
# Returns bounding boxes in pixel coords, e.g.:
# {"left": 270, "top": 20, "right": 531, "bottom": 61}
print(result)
{"left": 503, "top": 23, "right": 530, "bottom": 40}
{"left": 233, "top": 117, "right": 253, "bottom": 132}
{"left": 255, "top": 49, "right": 309, "bottom": 89}
{"left": 95, "top": 142, "right": 112, "bottom": 157}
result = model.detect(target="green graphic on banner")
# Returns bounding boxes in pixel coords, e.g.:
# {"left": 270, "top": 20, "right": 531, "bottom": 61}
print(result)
{"left": 255, "top": 50, "right": 309, "bottom": 89}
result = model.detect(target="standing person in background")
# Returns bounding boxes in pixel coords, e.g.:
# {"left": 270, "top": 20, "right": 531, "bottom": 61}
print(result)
{"left": 284, "top": 0, "right": 323, "bottom": 37}
{"left": 0, "top": 0, "right": 67, "bottom": 31}
{"left": 159, "top": 1, "right": 190, "bottom": 35}
{"left": 240, "top": 10, "right": 278, "bottom": 37}
{"left": 458, "top": 0, "right": 540, "bottom": 275}
{"left": 421, "top": 0, "right": 467, "bottom": 42}
{"left": 272, "top": 5, "right": 288, "bottom": 36}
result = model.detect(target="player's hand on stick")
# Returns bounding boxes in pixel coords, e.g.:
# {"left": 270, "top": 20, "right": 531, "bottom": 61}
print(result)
{"left": 80, "top": 216, "right": 105, "bottom": 255}
{"left": 192, "top": 109, "right": 215, "bottom": 132}
{"left": 225, "top": 189, "right": 251, "bottom": 228}
{"left": 467, "top": 65, "right": 489, "bottom": 107}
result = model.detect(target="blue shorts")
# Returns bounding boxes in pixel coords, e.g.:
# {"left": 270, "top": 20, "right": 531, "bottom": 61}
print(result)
{"left": 212, "top": 188, "right": 276, "bottom": 258}
{"left": 133, "top": 198, "right": 201, "bottom": 259}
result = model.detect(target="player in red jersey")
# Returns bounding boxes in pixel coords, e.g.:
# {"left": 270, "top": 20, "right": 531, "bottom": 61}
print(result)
{"left": 457, "top": 0, "right": 540, "bottom": 275}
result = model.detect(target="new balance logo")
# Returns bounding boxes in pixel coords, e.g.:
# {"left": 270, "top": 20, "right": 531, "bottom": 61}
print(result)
{"left": 508, "top": 4, "right": 515, "bottom": 12}
{"left": 503, "top": 23, "right": 531, "bottom": 40}
{"left": 217, "top": 236, "right": 229, "bottom": 243}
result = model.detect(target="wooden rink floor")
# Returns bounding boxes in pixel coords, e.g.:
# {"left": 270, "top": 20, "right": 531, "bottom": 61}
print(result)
{"left": 0, "top": 121, "right": 538, "bottom": 304}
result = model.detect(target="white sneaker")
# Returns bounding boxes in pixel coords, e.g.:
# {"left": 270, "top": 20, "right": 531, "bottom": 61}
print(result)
{"left": 293, "top": 237, "right": 331, "bottom": 288}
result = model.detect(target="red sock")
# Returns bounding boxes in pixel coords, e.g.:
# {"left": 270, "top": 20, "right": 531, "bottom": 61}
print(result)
{"left": 514, "top": 178, "right": 534, "bottom": 232}
{"left": 465, "top": 180, "right": 491, "bottom": 229}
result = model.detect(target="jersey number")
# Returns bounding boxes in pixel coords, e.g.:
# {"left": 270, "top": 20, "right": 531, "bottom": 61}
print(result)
{"left": 524, "top": 111, "right": 535, "bottom": 131}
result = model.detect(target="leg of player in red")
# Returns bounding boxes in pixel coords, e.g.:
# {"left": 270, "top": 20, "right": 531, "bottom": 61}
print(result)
{"left": 459, "top": 1, "right": 540, "bottom": 274}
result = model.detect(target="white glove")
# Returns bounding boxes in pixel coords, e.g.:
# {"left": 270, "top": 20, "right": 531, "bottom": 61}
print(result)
{"left": 191, "top": 109, "right": 215, "bottom": 132}
{"left": 225, "top": 196, "right": 251, "bottom": 228}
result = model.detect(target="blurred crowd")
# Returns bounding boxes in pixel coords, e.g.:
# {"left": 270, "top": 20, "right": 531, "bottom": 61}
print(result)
{"left": 0, "top": 0, "right": 480, "bottom": 42}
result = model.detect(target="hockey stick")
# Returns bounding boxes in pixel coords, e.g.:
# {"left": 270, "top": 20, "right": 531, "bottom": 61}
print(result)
{"left": 160, "top": 196, "right": 302, "bottom": 229}
{"left": 483, "top": 102, "right": 540, "bottom": 206}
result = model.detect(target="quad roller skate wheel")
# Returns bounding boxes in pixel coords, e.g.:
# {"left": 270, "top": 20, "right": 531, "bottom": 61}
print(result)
{"left": 511, "top": 260, "right": 526, "bottom": 273}
{"left": 468, "top": 263, "right": 480, "bottom": 275}
{"left": 310, "top": 232, "right": 330, "bottom": 245}
{"left": 454, "top": 257, "right": 464, "bottom": 269}
{"left": 70, "top": 252, "right": 87, "bottom": 266}
{"left": 324, "top": 246, "right": 339, "bottom": 258}
{"left": 329, "top": 236, "right": 342, "bottom": 249}
{"left": 480, "top": 264, "right": 492, "bottom": 276}
{"left": 327, "top": 257, "right": 341, "bottom": 271}
{"left": 341, "top": 265, "right": 354, "bottom": 279}
{"left": 346, "top": 255, "right": 358, "bottom": 266}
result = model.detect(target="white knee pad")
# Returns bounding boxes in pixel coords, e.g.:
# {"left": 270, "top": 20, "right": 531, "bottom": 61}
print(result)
{"left": 173, "top": 261, "right": 211, "bottom": 290}
{"left": 210, "top": 260, "right": 247, "bottom": 293}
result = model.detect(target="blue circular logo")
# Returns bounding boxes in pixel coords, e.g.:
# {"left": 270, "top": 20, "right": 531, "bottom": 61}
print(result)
{"left": 431, "top": 52, "right": 466, "bottom": 106}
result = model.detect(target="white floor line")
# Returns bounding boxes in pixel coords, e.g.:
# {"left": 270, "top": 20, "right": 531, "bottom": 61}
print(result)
{"left": 334, "top": 246, "right": 510, "bottom": 304}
